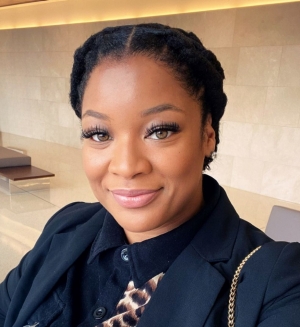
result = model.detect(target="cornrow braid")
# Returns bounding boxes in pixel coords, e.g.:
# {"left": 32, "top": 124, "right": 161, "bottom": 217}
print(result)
{"left": 69, "top": 23, "right": 227, "bottom": 170}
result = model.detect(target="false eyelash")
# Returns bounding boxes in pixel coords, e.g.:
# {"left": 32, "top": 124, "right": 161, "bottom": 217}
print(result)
{"left": 81, "top": 126, "right": 109, "bottom": 139}
{"left": 145, "top": 122, "right": 180, "bottom": 137}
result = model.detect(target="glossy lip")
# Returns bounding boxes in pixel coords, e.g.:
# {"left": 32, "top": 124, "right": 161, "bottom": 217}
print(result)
{"left": 111, "top": 188, "right": 162, "bottom": 209}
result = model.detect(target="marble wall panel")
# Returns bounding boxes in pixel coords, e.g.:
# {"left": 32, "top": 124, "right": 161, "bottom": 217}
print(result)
{"left": 278, "top": 46, "right": 300, "bottom": 87}
{"left": 0, "top": 29, "right": 13, "bottom": 52}
{"left": 7, "top": 76, "right": 27, "bottom": 99}
{"left": 40, "top": 77, "right": 69, "bottom": 103}
{"left": 24, "top": 52, "right": 42, "bottom": 77}
{"left": 12, "top": 27, "right": 43, "bottom": 52}
{"left": 10, "top": 52, "right": 27, "bottom": 76}
{"left": 263, "top": 87, "right": 300, "bottom": 127}
{"left": 219, "top": 121, "right": 253, "bottom": 158}
{"left": 58, "top": 103, "right": 76, "bottom": 128}
{"left": 250, "top": 124, "right": 283, "bottom": 162}
{"left": 42, "top": 25, "right": 70, "bottom": 52}
{"left": 26, "top": 77, "right": 41, "bottom": 100}
{"left": 39, "top": 100, "right": 59, "bottom": 125}
{"left": 261, "top": 162, "right": 300, "bottom": 203}
{"left": 230, "top": 157, "right": 264, "bottom": 194}
{"left": 223, "top": 85, "right": 267, "bottom": 123}
{"left": 0, "top": 53, "right": 12, "bottom": 75}
{"left": 45, "top": 124, "right": 71, "bottom": 146}
{"left": 202, "top": 9, "right": 236, "bottom": 48}
{"left": 151, "top": 12, "right": 206, "bottom": 38}
{"left": 233, "top": 2, "right": 300, "bottom": 47}
{"left": 40, "top": 51, "right": 73, "bottom": 78}
{"left": 236, "top": 46, "right": 282, "bottom": 86}
{"left": 276, "top": 127, "right": 300, "bottom": 165}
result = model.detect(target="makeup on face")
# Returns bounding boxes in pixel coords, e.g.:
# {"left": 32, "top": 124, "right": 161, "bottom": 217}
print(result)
{"left": 81, "top": 55, "right": 216, "bottom": 243}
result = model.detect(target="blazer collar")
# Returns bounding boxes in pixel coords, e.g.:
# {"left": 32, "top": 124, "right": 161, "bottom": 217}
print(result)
{"left": 191, "top": 177, "right": 240, "bottom": 263}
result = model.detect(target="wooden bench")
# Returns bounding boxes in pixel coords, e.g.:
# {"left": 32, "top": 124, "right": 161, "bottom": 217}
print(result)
{"left": 0, "top": 147, "right": 55, "bottom": 194}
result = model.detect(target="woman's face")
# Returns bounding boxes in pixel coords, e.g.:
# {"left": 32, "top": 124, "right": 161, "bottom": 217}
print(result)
{"left": 81, "top": 55, "right": 215, "bottom": 243}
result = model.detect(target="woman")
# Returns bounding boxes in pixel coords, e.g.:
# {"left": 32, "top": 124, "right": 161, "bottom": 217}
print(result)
{"left": 0, "top": 23, "right": 300, "bottom": 327}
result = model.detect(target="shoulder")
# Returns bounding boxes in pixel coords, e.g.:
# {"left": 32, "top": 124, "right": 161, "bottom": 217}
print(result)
{"left": 258, "top": 240, "right": 300, "bottom": 262}
{"left": 241, "top": 241, "right": 300, "bottom": 289}
{"left": 235, "top": 241, "right": 300, "bottom": 326}
{"left": 42, "top": 201, "right": 105, "bottom": 235}
{"left": 25, "top": 201, "right": 106, "bottom": 264}
{"left": 258, "top": 241, "right": 300, "bottom": 302}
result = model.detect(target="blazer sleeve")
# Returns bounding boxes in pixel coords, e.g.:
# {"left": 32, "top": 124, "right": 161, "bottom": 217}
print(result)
{"left": 0, "top": 253, "right": 30, "bottom": 326}
{"left": 257, "top": 242, "right": 300, "bottom": 326}
{"left": 0, "top": 201, "right": 90, "bottom": 326}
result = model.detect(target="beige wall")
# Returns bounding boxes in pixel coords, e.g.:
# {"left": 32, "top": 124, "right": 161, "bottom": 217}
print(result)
{"left": 1, "top": 0, "right": 300, "bottom": 30}
{"left": 0, "top": 2, "right": 300, "bottom": 204}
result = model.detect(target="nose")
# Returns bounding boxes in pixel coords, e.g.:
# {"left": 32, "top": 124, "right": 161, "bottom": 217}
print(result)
{"left": 108, "top": 138, "right": 152, "bottom": 179}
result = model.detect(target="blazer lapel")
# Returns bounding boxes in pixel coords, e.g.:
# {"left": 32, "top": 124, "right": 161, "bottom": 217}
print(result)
{"left": 14, "top": 212, "right": 104, "bottom": 327}
{"left": 139, "top": 183, "right": 241, "bottom": 327}
{"left": 138, "top": 245, "right": 226, "bottom": 327}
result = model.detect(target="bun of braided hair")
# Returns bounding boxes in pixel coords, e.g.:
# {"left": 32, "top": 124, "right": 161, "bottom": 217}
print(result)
{"left": 70, "top": 23, "right": 227, "bottom": 170}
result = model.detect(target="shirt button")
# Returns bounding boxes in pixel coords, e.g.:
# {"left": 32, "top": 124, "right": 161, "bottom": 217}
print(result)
{"left": 93, "top": 307, "right": 106, "bottom": 319}
{"left": 121, "top": 248, "right": 129, "bottom": 262}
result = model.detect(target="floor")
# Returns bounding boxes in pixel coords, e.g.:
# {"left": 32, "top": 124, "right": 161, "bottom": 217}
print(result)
{"left": 1, "top": 132, "right": 300, "bottom": 282}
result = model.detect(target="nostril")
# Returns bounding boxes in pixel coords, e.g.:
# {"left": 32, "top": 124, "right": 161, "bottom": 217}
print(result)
{"left": 108, "top": 149, "right": 152, "bottom": 178}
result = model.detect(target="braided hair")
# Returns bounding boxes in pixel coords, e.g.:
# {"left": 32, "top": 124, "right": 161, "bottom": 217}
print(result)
{"left": 70, "top": 23, "right": 227, "bottom": 170}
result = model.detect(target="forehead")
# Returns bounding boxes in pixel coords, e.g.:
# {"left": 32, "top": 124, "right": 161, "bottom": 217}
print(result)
{"left": 82, "top": 55, "right": 196, "bottom": 114}
{"left": 84, "top": 55, "right": 177, "bottom": 95}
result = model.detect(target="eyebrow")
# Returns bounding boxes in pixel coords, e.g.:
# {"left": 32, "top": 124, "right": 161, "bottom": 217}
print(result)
{"left": 82, "top": 104, "right": 184, "bottom": 120}
{"left": 82, "top": 110, "right": 110, "bottom": 121}
{"left": 141, "top": 104, "right": 184, "bottom": 117}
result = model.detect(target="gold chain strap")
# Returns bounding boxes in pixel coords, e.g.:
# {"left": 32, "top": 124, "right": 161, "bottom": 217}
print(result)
{"left": 228, "top": 246, "right": 262, "bottom": 327}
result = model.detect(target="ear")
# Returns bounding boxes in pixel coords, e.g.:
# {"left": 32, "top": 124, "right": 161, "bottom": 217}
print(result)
{"left": 202, "top": 115, "right": 216, "bottom": 157}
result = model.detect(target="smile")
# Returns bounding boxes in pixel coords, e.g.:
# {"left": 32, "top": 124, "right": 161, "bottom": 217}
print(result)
{"left": 111, "top": 189, "right": 162, "bottom": 209}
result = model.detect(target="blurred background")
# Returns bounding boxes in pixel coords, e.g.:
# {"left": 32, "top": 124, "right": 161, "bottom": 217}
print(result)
{"left": 0, "top": 0, "right": 300, "bottom": 280}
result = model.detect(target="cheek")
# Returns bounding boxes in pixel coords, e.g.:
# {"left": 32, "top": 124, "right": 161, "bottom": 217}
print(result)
{"left": 152, "top": 143, "right": 204, "bottom": 180}
{"left": 82, "top": 146, "right": 108, "bottom": 182}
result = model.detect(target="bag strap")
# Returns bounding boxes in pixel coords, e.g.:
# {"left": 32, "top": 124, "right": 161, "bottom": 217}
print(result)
{"left": 228, "top": 246, "right": 262, "bottom": 327}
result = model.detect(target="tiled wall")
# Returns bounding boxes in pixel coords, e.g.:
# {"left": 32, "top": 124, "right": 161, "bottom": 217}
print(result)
{"left": 0, "top": 2, "right": 300, "bottom": 204}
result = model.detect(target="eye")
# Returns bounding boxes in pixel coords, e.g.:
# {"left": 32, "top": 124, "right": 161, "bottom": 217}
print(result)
{"left": 91, "top": 133, "right": 110, "bottom": 142}
{"left": 81, "top": 127, "right": 112, "bottom": 142}
{"left": 148, "top": 129, "right": 172, "bottom": 140}
{"left": 146, "top": 122, "right": 180, "bottom": 140}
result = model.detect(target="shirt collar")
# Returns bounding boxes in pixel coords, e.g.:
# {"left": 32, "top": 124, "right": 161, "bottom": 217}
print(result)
{"left": 88, "top": 211, "right": 127, "bottom": 264}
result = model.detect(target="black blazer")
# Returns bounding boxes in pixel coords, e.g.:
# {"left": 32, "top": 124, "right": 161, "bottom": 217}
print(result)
{"left": 1, "top": 178, "right": 300, "bottom": 326}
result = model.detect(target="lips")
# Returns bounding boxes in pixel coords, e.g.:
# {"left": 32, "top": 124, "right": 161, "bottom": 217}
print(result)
{"left": 111, "top": 189, "right": 161, "bottom": 209}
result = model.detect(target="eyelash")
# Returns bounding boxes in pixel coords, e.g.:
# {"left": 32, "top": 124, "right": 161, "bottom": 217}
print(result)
{"left": 81, "top": 122, "right": 180, "bottom": 142}
{"left": 145, "top": 122, "right": 180, "bottom": 138}
{"left": 81, "top": 126, "right": 109, "bottom": 140}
